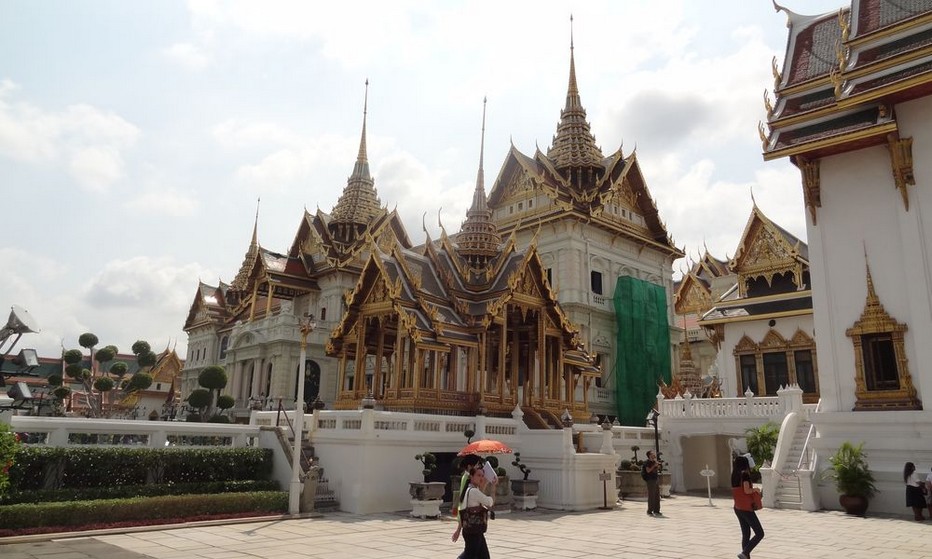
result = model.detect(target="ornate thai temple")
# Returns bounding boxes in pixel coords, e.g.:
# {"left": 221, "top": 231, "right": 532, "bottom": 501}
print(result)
{"left": 181, "top": 27, "right": 683, "bottom": 427}
{"left": 697, "top": 205, "right": 817, "bottom": 403}
{"left": 753, "top": 0, "right": 932, "bottom": 515}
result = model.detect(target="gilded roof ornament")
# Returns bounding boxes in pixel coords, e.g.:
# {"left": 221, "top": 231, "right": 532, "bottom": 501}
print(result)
{"left": 838, "top": 8, "right": 850, "bottom": 43}
{"left": 758, "top": 121, "right": 769, "bottom": 151}
{"left": 763, "top": 89, "right": 774, "bottom": 119}
{"left": 771, "top": 56, "right": 782, "bottom": 92}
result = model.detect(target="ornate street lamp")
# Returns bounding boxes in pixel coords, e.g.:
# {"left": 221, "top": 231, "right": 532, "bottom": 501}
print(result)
{"left": 289, "top": 313, "right": 316, "bottom": 515}
{"left": 647, "top": 408, "right": 661, "bottom": 459}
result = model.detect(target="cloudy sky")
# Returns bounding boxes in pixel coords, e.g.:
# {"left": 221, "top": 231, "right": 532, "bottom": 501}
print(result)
{"left": 1, "top": 0, "right": 844, "bottom": 359}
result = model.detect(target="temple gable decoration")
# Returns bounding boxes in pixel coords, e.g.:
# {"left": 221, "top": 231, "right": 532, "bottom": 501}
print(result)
{"left": 730, "top": 206, "right": 808, "bottom": 297}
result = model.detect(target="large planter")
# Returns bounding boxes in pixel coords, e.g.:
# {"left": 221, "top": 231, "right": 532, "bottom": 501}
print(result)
{"left": 510, "top": 478, "right": 539, "bottom": 496}
{"left": 616, "top": 470, "right": 646, "bottom": 499}
{"left": 616, "top": 470, "right": 672, "bottom": 499}
{"left": 511, "top": 478, "right": 539, "bottom": 511}
{"left": 409, "top": 481, "right": 446, "bottom": 501}
{"left": 839, "top": 494, "right": 869, "bottom": 517}
{"left": 409, "top": 481, "right": 445, "bottom": 518}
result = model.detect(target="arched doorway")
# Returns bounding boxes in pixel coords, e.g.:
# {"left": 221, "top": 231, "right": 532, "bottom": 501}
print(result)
{"left": 296, "top": 359, "right": 321, "bottom": 408}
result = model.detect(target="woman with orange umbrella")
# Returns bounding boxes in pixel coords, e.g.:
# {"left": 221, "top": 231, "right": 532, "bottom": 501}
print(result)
{"left": 452, "top": 464, "right": 496, "bottom": 558}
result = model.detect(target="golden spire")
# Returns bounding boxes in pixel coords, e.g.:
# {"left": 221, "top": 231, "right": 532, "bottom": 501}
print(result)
{"left": 330, "top": 79, "right": 383, "bottom": 244}
{"left": 457, "top": 97, "right": 502, "bottom": 269}
{"left": 232, "top": 197, "right": 261, "bottom": 291}
{"left": 547, "top": 15, "right": 603, "bottom": 171}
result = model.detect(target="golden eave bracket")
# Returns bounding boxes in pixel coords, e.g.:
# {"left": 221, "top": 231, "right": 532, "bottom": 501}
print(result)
{"left": 887, "top": 133, "right": 914, "bottom": 211}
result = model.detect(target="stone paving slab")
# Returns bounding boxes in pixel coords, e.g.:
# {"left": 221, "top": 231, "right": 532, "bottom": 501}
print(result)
{"left": 2, "top": 495, "right": 930, "bottom": 559}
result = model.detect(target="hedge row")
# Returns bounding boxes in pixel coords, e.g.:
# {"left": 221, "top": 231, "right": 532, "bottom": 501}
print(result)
{"left": 0, "top": 491, "right": 288, "bottom": 530}
{"left": 0, "top": 479, "right": 280, "bottom": 505}
{"left": 9, "top": 447, "right": 273, "bottom": 490}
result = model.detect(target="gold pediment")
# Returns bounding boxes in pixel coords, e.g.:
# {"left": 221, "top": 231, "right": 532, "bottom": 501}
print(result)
{"left": 675, "top": 276, "right": 712, "bottom": 315}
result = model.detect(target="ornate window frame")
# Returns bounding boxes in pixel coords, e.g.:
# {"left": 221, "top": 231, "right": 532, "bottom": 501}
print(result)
{"left": 845, "top": 264, "right": 921, "bottom": 411}
{"left": 733, "top": 328, "right": 819, "bottom": 400}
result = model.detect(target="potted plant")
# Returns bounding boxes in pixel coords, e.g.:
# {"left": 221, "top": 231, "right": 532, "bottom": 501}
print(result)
{"left": 409, "top": 451, "right": 445, "bottom": 518}
{"left": 823, "top": 441, "right": 877, "bottom": 516}
{"left": 510, "top": 452, "right": 539, "bottom": 510}
{"left": 616, "top": 447, "right": 647, "bottom": 499}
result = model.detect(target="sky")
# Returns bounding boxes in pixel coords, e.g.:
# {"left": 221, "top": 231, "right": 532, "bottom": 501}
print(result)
{"left": 0, "top": 0, "right": 846, "bottom": 359}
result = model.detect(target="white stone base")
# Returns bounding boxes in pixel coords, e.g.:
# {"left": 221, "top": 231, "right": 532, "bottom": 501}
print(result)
{"left": 512, "top": 494, "right": 538, "bottom": 511}
{"left": 410, "top": 499, "right": 442, "bottom": 518}
{"left": 660, "top": 484, "right": 671, "bottom": 498}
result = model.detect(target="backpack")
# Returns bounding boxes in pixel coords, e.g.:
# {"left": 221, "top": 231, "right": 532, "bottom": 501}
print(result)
{"left": 641, "top": 461, "right": 651, "bottom": 481}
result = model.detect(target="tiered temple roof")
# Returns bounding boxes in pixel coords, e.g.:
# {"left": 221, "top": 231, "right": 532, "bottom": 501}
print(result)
{"left": 763, "top": 1, "right": 932, "bottom": 221}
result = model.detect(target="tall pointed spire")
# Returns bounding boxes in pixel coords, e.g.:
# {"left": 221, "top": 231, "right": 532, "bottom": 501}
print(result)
{"left": 352, "top": 79, "right": 370, "bottom": 180}
{"left": 233, "top": 197, "right": 261, "bottom": 291}
{"left": 547, "top": 15, "right": 603, "bottom": 171}
{"left": 330, "top": 79, "right": 383, "bottom": 244}
{"left": 457, "top": 97, "right": 501, "bottom": 269}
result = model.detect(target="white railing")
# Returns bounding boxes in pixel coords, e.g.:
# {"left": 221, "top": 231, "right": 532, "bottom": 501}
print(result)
{"left": 659, "top": 385, "right": 808, "bottom": 419}
{"left": 9, "top": 416, "right": 261, "bottom": 448}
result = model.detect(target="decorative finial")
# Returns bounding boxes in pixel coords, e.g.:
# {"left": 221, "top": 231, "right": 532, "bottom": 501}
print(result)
{"left": 358, "top": 79, "right": 369, "bottom": 164}
{"left": 570, "top": 14, "right": 574, "bottom": 52}
{"left": 750, "top": 187, "right": 757, "bottom": 208}
{"left": 251, "top": 197, "right": 260, "bottom": 245}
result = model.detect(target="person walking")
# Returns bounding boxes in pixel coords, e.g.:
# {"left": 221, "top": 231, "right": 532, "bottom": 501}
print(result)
{"left": 452, "top": 465, "right": 495, "bottom": 559}
{"left": 732, "top": 454, "right": 764, "bottom": 559}
{"left": 904, "top": 461, "right": 926, "bottom": 521}
{"left": 925, "top": 465, "right": 932, "bottom": 519}
{"left": 642, "top": 449, "right": 661, "bottom": 516}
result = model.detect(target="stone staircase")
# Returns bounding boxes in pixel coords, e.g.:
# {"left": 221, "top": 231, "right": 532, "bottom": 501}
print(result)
{"left": 773, "top": 419, "right": 812, "bottom": 510}
{"left": 278, "top": 427, "right": 340, "bottom": 512}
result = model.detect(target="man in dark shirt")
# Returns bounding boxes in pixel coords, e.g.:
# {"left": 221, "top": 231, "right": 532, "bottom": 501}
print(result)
{"left": 642, "top": 450, "right": 661, "bottom": 516}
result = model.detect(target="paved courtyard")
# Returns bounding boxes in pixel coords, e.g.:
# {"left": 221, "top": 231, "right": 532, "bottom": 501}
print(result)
{"left": 1, "top": 495, "right": 929, "bottom": 559}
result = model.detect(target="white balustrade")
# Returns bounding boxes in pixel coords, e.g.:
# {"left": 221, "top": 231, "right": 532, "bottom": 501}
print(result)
{"left": 9, "top": 416, "right": 260, "bottom": 448}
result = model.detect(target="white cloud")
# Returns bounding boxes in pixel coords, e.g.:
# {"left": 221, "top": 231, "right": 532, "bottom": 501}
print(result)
{"left": 163, "top": 42, "right": 211, "bottom": 70}
{"left": 68, "top": 146, "right": 124, "bottom": 192}
{"left": 212, "top": 119, "right": 302, "bottom": 149}
{"left": 126, "top": 188, "right": 199, "bottom": 217}
{"left": 0, "top": 81, "right": 139, "bottom": 191}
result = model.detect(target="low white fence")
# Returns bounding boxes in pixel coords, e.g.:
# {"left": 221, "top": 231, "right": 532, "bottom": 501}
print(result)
{"left": 9, "top": 416, "right": 261, "bottom": 448}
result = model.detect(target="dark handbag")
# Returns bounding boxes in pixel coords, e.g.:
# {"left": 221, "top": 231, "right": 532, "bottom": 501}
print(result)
{"left": 751, "top": 491, "right": 763, "bottom": 511}
{"left": 460, "top": 488, "right": 488, "bottom": 535}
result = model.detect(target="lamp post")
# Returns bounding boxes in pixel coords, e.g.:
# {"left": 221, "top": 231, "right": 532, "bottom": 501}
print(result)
{"left": 289, "top": 313, "right": 316, "bottom": 515}
{"left": 647, "top": 408, "right": 660, "bottom": 459}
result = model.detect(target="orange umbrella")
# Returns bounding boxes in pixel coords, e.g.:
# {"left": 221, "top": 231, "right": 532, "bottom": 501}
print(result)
{"left": 458, "top": 439, "right": 513, "bottom": 456}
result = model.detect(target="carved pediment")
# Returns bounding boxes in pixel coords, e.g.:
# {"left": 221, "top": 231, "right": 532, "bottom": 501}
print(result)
{"left": 759, "top": 329, "right": 787, "bottom": 350}
{"left": 734, "top": 335, "right": 757, "bottom": 353}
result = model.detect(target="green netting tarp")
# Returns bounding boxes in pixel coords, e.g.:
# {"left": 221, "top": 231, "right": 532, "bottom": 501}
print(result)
{"left": 613, "top": 276, "right": 671, "bottom": 426}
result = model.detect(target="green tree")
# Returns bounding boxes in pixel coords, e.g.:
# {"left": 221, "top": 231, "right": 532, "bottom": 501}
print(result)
{"left": 217, "top": 394, "right": 235, "bottom": 413}
{"left": 0, "top": 424, "right": 21, "bottom": 497}
{"left": 187, "top": 388, "right": 211, "bottom": 413}
{"left": 62, "top": 335, "right": 158, "bottom": 417}
{"left": 127, "top": 372, "right": 153, "bottom": 392}
{"left": 198, "top": 365, "right": 228, "bottom": 419}
{"left": 93, "top": 376, "right": 115, "bottom": 392}
{"left": 745, "top": 422, "right": 780, "bottom": 471}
